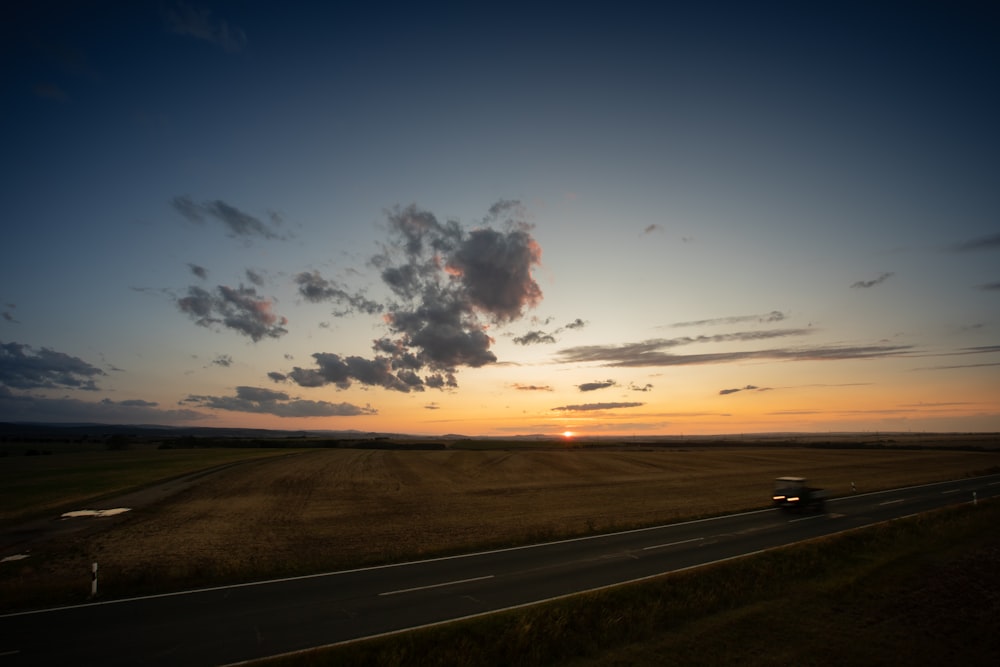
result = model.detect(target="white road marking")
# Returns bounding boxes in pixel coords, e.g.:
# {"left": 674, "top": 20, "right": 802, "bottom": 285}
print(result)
{"left": 642, "top": 537, "right": 704, "bottom": 551}
{"left": 879, "top": 499, "right": 905, "bottom": 505}
{"left": 941, "top": 489, "right": 961, "bottom": 494}
{"left": 379, "top": 575, "right": 494, "bottom": 597}
{"left": 788, "top": 514, "right": 826, "bottom": 523}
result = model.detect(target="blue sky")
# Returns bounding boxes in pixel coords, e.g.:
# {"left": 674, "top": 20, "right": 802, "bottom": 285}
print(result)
{"left": 2, "top": 1, "right": 998, "bottom": 435}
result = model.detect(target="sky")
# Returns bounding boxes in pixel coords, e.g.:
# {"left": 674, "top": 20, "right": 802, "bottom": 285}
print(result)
{"left": 1, "top": 1, "right": 998, "bottom": 437}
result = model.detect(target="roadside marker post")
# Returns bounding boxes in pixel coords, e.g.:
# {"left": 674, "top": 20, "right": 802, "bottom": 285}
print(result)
{"left": 91, "top": 562, "right": 98, "bottom": 597}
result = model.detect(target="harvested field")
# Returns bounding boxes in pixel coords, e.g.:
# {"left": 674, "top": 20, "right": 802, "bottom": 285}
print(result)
{"left": 2, "top": 444, "right": 999, "bottom": 610}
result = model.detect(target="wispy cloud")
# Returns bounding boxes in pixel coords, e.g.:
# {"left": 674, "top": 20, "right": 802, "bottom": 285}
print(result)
{"left": 719, "top": 384, "right": 767, "bottom": 395}
{"left": 278, "top": 201, "right": 542, "bottom": 392}
{"left": 211, "top": 354, "right": 233, "bottom": 367}
{"left": 1, "top": 341, "right": 105, "bottom": 390}
{"left": 294, "top": 270, "right": 382, "bottom": 316}
{"left": 578, "top": 379, "right": 616, "bottom": 392}
{"left": 165, "top": 2, "right": 247, "bottom": 53}
{"left": 952, "top": 232, "right": 1000, "bottom": 252}
{"left": 670, "top": 311, "right": 787, "bottom": 327}
{"left": 512, "top": 383, "right": 553, "bottom": 391}
{"left": 177, "top": 284, "right": 288, "bottom": 342}
{"left": 553, "top": 402, "right": 645, "bottom": 412}
{"left": 187, "top": 263, "right": 208, "bottom": 279}
{"left": 851, "top": 272, "right": 894, "bottom": 289}
{"left": 181, "top": 386, "right": 376, "bottom": 417}
{"left": 556, "top": 333, "right": 913, "bottom": 368}
{"left": 171, "top": 197, "right": 288, "bottom": 241}
{"left": 978, "top": 282, "right": 1000, "bottom": 291}
{"left": 0, "top": 388, "right": 206, "bottom": 423}
{"left": 513, "top": 318, "right": 586, "bottom": 346}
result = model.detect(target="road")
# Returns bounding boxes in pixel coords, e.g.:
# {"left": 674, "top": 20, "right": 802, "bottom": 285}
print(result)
{"left": 2, "top": 474, "right": 998, "bottom": 666}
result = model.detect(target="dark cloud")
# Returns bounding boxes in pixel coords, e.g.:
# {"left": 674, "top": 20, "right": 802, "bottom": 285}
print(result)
{"left": 952, "top": 232, "right": 1000, "bottom": 252}
{"left": 513, "top": 330, "right": 556, "bottom": 345}
{"left": 719, "top": 384, "right": 762, "bottom": 395}
{"left": 513, "top": 318, "right": 586, "bottom": 346}
{"left": 556, "top": 332, "right": 913, "bottom": 368}
{"left": 2, "top": 311, "right": 18, "bottom": 324}
{"left": 671, "top": 311, "right": 787, "bottom": 327}
{"left": 245, "top": 269, "right": 265, "bottom": 287}
{"left": 1, "top": 341, "right": 104, "bottom": 390}
{"left": 187, "top": 263, "right": 208, "bottom": 279}
{"left": 165, "top": 2, "right": 247, "bottom": 53}
{"left": 177, "top": 284, "right": 288, "bottom": 342}
{"left": 171, "top": 196, "right": 287, "bottom": 240}
{"left": 851, "top": 272, "right": 894, "bottom": 289}
{"left": 281, "top": 202, "right": 543, "bottom": 392}
{"left": 512, "top": 383, "right": 553, "bottom": 391}
{"left": 111, "top": 398, "right": 159, "bottom": 408}
{"left": 267, "top": 371, "right": 287, "bottom": 382}
{"left": 642, "top": 224, "right": 662, "bottom": 235}
{"left": 578, "top": 379, "right": 616, "bottom": 392}
{"left": 294, "top": 271, "right": 382, "bottom": 316}
{"left": 629, "top": 383, "right": 654, "bottom": 392}
{"left": 978, "top": 282, "right": 1000, "bottom": 291}
{"left": 552, "top": 402, "right": 645, "bottom": 412}
{"left": 211, "top": 354, "right": 233, "bottom": 367}
{"left": 0, "top": 388, "right": 206, "bottom": 423}
{"left": 181, "top": 385, "right": 376, "bottom": 417}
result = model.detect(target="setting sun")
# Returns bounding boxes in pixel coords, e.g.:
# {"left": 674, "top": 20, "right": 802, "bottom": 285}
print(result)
{"left": 562, "top": 431, "right": 575, "bottom": 438}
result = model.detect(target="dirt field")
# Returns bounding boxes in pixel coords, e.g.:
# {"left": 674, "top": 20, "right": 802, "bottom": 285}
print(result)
{"left": 2, "top": 443, "right": 999, "bottom": 609}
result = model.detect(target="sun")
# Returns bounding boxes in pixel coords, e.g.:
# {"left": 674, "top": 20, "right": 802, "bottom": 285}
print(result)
{"left": 562, "top": 430, "right": 575, "bottom": 439}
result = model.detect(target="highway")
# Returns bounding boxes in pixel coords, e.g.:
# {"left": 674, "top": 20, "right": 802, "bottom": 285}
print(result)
{"left": 2, "top": 474, "right": 998, "bottom": 666}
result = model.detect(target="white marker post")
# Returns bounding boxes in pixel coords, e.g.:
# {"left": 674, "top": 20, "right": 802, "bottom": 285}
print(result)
{"left": 91, "top": 562, "right": 98, "bottom": 597}
{"left": 973, "top": 491, "right": 977, "bottom": 506}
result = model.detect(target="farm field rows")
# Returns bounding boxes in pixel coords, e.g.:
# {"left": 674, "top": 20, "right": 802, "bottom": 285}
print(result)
{"left": 2, "top": 441, "right": 998, "bottom": 610}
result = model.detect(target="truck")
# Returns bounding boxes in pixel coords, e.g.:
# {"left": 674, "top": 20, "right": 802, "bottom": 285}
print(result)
{"left": 772, "top": 476, "right": 828, "bottom": 512}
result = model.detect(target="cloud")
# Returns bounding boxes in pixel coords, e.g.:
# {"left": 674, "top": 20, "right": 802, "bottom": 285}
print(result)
{"left": 719, "top": 384, "right": 763, "bottom": 395}
{"left": 245, "top": 269, "right": 265, "bottom": 287}
{"left": 177, "top": 284, "right": 288, "bottom": 342}
{"left": 294, "top": 271, "right": 382, "bottom": 316}
{"left": 513, "top": 330, "right": 556, "bottom": 345}
{"left": 851, "top": 272, "right": 894, "bottom": 289}
{"left": 978, "top": 282, "right": 1000, "bottom": 291}
{"left": 171, "top": 196, "right": 287, "bottom": 240}
{"left": 211, "top": 354, "right": 233, "bottom": 367}
{"left": 165, "top": 2, "right": 247, "bottom": 53}
{"left": 642, "top": 224, "right": 662, "bottom": 235}
{"left": 1, "top": 341, "right": 105, "bottom": 390}
{"left": 952, "top": 232, "right": 1000, "bottom": 252}
{"left": 555, "top": 332, "right": 913, "bottom": 368}
{"left": 629, "top": 383, "right": 654, "bottom": 392}
{"left": 187, "top": 263, "right": 208, "bottom": 279}
{"left": 0, "top": 388, "right": 206, "bottom": 423}
{"left": 512, "top": 383, "right": 553, "bottom": 391}
{"left": 578, "top": 379, "right": 616, "bottom": 392}
{"left": 280, "top": 202, "right": 543, "bottom": 392}
{"left": 2, "top": 311, "right": 18, "bottom": 324}
{"left": 513, "top": 318, "right": 586, "bottom": 345}
{"left": 181, "top": 385, "right": 376, "bottom": 417}
{"left": 671, "top": 311, "right": 787, "bottom": 327}
{"left": 552, "top": 402, "right": 645, "bottom": 412}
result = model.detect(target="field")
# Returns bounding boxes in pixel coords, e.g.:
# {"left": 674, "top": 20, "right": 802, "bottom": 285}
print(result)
{"left": 2, "top": 434, "right": 998, "bottom": 612}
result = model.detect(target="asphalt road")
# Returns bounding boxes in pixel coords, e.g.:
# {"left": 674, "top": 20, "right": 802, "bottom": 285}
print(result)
{"left": 2, "top": 474, "right": 998, "bottom": 666}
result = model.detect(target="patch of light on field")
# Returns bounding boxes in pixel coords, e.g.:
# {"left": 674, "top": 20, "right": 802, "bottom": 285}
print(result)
{"left": 61, "top": 508, "right": 131, "bottom": 519}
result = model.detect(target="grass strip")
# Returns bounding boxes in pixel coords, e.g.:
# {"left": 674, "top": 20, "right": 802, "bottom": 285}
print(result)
{"left": 261, "top": 499, "right": 999, "bottom": 667}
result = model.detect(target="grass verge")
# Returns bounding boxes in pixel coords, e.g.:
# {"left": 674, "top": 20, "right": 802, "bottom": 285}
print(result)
{"left": 260, "top": 499, "right": 999, "bottom": 667}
